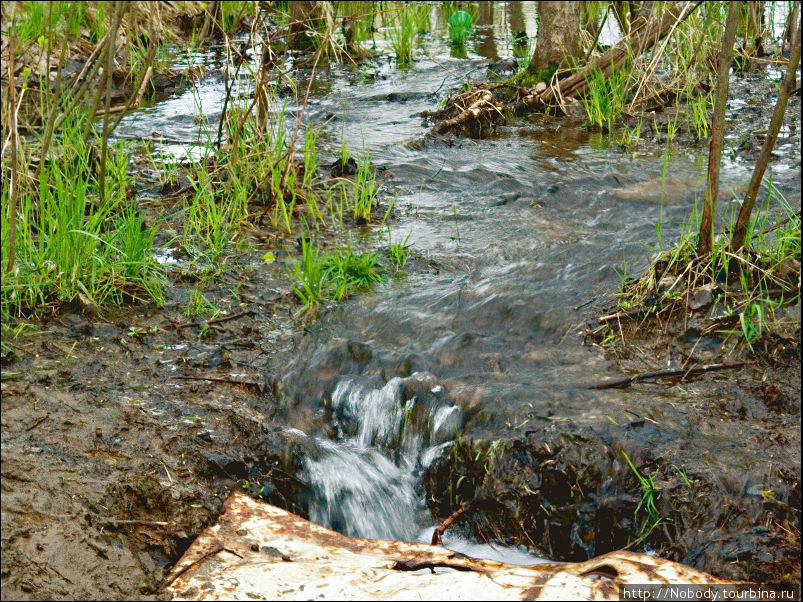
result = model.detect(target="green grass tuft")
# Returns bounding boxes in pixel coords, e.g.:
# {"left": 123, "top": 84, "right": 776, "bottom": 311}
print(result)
{"left": 289, "top": 239, "right": 385, "bottom": 312}
{"left": 2, "top": 120, "right": 164, "bottom": 323}
{"left": 323, "top": 243, "right": 384, "bottom": 301}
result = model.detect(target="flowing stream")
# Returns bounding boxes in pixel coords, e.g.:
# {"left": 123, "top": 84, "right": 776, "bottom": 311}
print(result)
{"left": 113, "top": 2, "right": 800, "bottom": 562}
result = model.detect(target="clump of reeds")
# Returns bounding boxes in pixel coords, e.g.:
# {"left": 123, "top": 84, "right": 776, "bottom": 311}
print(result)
{"left": 1, "top": 114, "right": 166, "bottom": 321}
{"left": 385, "top": 3, "right": 429, "bottom": 66}
{"left": 448, "top": 9, "right": 472, "bottom": 46}
{"left": 1, "top": 2, "right": 176, "bottom": 331}
{"left": 591, "top": 181, "right": 800, "bottom": 352}
{"left": 288, "top": 238, "right": 385, "bottom": 314}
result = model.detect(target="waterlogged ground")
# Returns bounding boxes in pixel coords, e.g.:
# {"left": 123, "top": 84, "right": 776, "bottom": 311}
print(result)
{"left": 2, "top": 4, "right": 801, "bottom": 599}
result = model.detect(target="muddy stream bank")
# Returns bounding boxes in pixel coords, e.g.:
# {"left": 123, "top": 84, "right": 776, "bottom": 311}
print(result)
{"left": 2, "top": 4, "right": 801, "bottom": 599}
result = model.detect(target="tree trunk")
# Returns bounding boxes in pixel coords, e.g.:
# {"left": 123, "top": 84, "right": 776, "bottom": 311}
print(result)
{"left": 538, "top": 2, "right": 697, "bottom": 103}
{"left": 610, "top": 1, "right": 631, "bottom": 35}
{"left": 745, "top": 1, "right": 766, "bottom": 57}
{"left": 697, "top": 1, "right": 739, "bottom": 257}
{"left": 633, "top": 1, "right": 656, "bottom": 26}
{"left": 433, "top": 2, "right": 699, "bottom": 134}
{"left": 507, "top": 1, "right": 527, "bottom": 39}
{"left": 581, "top": 2, "right": 602, "bottom": 41}
{"left": 730, "top": 3, "right": 801, "bottom": 251}
{"left": 97, "top": 0, "right": 124, "bottom": 203}
{"left": 289, "top": 1, "right": 318, "bottom": 50}
{"left": 529, "top": 1, "right": 582, "bottom": 74}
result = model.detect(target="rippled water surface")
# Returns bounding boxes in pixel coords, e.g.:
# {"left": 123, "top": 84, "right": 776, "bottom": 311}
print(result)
{"left": 114, "top": 2, "right": 801, "bottom": 560}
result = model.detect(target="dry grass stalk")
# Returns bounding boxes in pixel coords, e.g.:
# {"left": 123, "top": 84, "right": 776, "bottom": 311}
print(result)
{"left": 108, "top": 3, "right": 158, "bottom": 129}
{"left": 97, "top": 0, "right": 125, "bottom": 202}
{"left": 5, "top": 24, "right": 19, "bottom": 274}
{"left": 627, "top": 4, "right": 697, "bottom": 112}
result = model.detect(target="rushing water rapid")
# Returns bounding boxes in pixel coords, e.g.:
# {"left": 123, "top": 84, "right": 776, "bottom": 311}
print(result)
{"left": 299, "top": 373, "right": 455, "bottom": 541}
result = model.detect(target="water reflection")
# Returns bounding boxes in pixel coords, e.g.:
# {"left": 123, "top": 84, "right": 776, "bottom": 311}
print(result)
{"left": 507, "top": 1, "right": 530, "bottom": 59}
{"left": 506, "top": 1, "right": 527, "bottom": 41}
{"left": 474, "top": 2, "right": 499, "bottom": 60}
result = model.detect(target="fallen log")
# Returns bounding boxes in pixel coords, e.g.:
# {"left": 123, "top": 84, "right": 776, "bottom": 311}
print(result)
{"left": 165, "top": 491, "right": 732, "bottom": 601}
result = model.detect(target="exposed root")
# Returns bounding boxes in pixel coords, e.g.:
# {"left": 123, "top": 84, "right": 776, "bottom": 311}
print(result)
{"left": 431, "top": 89, "right": 506, "bottom": 136}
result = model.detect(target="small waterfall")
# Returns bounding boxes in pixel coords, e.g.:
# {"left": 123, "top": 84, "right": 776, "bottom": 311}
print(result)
{"left": 298, "top": 372, "right": 460, "bottom": 541}
{"left": 303, "top": 440, "right": 420, "bottom": 540}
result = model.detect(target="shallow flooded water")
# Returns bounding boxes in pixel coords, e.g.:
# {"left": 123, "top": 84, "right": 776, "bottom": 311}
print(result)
{"left": 113, "top": 1, "right": 801, "bottom": 560}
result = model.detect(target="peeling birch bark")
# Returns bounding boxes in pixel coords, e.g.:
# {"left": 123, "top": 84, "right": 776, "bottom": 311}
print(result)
{"left": 166, "top": 492, "right": 732, "bottom": 601}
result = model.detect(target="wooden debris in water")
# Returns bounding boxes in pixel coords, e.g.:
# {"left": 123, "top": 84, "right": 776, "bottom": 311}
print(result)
{"left": 166, "top": 491, "right": 732, "bottom": 601}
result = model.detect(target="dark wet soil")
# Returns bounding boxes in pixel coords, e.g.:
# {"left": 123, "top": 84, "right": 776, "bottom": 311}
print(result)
{"left": 424, "top": 313, "right": 800, "bottom": 585}
{"left": 0, "top": 245, "right": 309, "bottom": 598}
{"left": 3, "top": 272, "right": 799, "bottom": 597}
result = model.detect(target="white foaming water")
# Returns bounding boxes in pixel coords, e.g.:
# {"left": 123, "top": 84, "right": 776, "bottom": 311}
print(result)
{"left": 301, "top": 373, "right": 552, "bottom": 565}
{"left": 303, "top": 438, "right": 421, "bottom": 541}
{"left": 417, "top": 526, "right": 551, "bottom": 567}
{"left": 331, "top": 377, "right": 406, "bottom": 449}
{"left": 429, "top": 405, "right": 461, "bottom": 445}
{"left": 300, "top": 372, "right": 459, "bottom": 542}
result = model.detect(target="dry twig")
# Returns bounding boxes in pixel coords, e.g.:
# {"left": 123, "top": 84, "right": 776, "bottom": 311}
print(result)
{"left": 590, "top": 361, "right": 750, "bottom": 389}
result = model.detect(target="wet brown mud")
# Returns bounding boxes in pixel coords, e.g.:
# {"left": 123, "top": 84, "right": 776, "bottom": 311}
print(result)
{"left": 1, "top": 239, "right": 309, "bottom": 599}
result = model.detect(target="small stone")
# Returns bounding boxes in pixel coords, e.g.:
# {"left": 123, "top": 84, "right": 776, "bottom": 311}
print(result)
{"left": 658, "top": 275, "right": 678, "bottom": 293}
{"left": 534, "top": 82, "right": 547, "bottom": 94}
{"left": 488, "top": 58, "right": 517, "bottom": 75}
{"left": 688, "top": 283, "right": 717, "bottom": 310}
